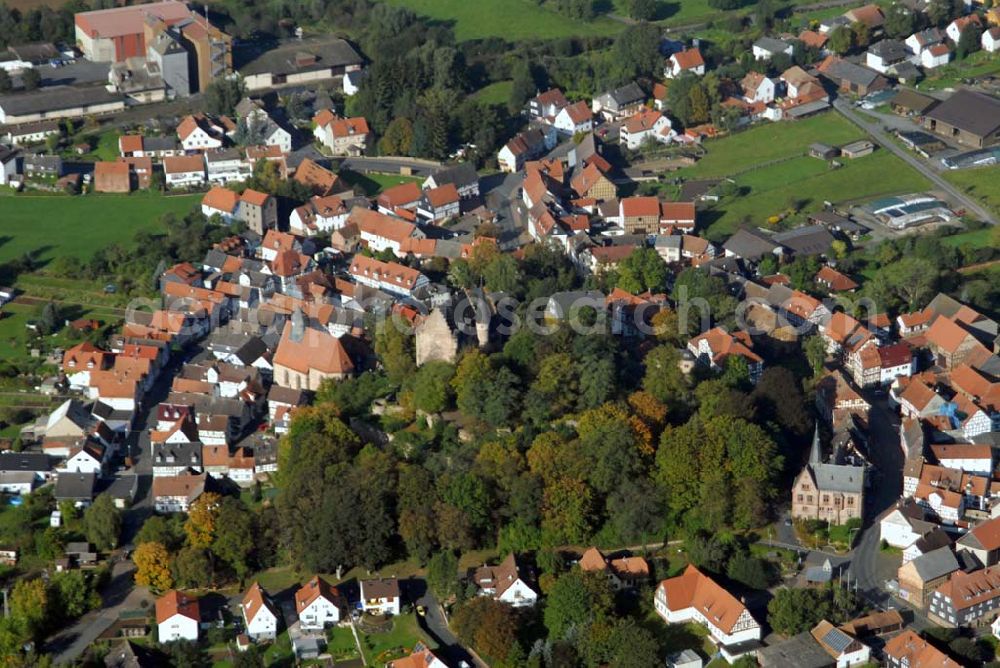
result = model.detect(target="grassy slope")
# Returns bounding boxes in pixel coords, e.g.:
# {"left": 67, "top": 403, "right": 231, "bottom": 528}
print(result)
{"left": 377, "top": 0, "right": 623, "bottom": 41}
{"left": 943, "top": 166, "right": 1000, "bottom": 220}
{"left": 0, "top": 193, "right": 200, "bottom": 264}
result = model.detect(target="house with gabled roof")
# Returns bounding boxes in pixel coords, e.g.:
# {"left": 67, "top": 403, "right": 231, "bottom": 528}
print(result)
{"left": 666, "top": 48, "right": 705, "bottom": 78}
{"left": 553, "top": 100, "right": 593, "bottom": 136}
{"left": 163, "top": 154, "right": 206, "bottom": 188}
{"left": 152, "top": 471, "right": 207, "bottom": 513}
{"left": 956, "top": 515, "right": 1000, "bottom": 566}
{"left": 361, "top": 577, "right": 401, "bottom": 616}
{"left": 290, "top": 195, "right": 351, "bottom": 236}
{"left": 423, "top": 162, "right": 480, "bottom": 199}
{"left": 810, "top": 619, "right": 870, "bottom": 666}
{"left": 578, "top": 547, "right": 650, "bottom": 590}
{"left": 474, "top": 553, "right": 538, "bottom": 608}
{"left": 620, "top": 108, "right": 674, "bottom": 150}
{"left": 350, "top": 207, "right": 426, "bottom": 256}
{"left": 655, "top": 565, "right": 761, "bottom": 661}
{"left": 741, "top": 71, "right": 776, "bottom": 104}
{"left": 242, "top": 582, "right": 279, "bottom": 641}
{"left": 296, "top": 576, "right": 346, "bottom": 629}
{"left": 925, "top": 315, "right": 986, "bottom": 369}
{"left": 687, "top": 327, "right": 764, "bottom": 383}
{"left": 529, "top": 88, "right": 568, "bottom": 121}
{"left": 388, "top": 643, "right": 448, "bottom": 668}
{"left": 312, "top": 109, "right": 370, "bottom": 156}
{"left": 293, "top": 157, "right": 345, "bottom": 197}
{"left": 157, "top": 590, "right": 200, "bottom": 642}
{"left": 930, "top": 564, "right": 1000, "bottom": 627}
{"left": 592, "top": 82, "right": 646, "bottom": 120}
{"left": 176, "top": 113, "right": 224, "bottom": 151}
{"left": 884, "top": 629, "right": 960, "bottom": 667}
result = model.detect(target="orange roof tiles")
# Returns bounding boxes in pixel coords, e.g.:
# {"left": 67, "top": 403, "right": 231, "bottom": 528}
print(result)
{"left": 119, "top": 134, "right": 144, "bottom": 153}
{"left": 925, "top": 316, "right": 975, "bottom": 354}
{"left": 621, "top": 196, "right": 661, "bottom": 217}
{"left": 884, "top": 630, "right": 959, "bottom": 668}
{"left": 349, "top": 254, "right": 423, "bottom": 289}
{"left": 658, "top": 564, "right": 750, "bottom": 634}
{"left": 163, "top": 154, "right": 205, "bottom": 174}
{"left": 295, "top": 575, "right": 344, "bottom": 612}
{"left": 273, "top": 321, "right": 353, "bottom": 376}
{"left": 156, "top": 590, "right": 199, "bottom": 625}
{"left": 672, "top": 48, "right": 704, "bottom": 70}
{"left": 202, "top": 186, "right": 239, "bottom": 213}
{"left": 425, "top": 183, "right": 459, "bottom": 208}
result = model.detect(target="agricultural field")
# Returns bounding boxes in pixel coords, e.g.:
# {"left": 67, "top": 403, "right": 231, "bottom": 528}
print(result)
{"left": 377, "top": 0, "right": 623, "bottom": 41}
{"left": 0, "top": 192, "right": 201, "bottom": 265}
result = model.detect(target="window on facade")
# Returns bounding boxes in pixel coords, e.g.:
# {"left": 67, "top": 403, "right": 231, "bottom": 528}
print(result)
{"left": 847, "top": 497, "right": 854, "bottom": 505}
{"left": 823, "top": 495, "right": 830, "bottom": 503}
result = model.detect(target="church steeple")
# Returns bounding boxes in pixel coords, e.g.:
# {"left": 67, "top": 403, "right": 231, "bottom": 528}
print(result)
{"left": 809, "top": 423, "right": 822, "bottom": 464}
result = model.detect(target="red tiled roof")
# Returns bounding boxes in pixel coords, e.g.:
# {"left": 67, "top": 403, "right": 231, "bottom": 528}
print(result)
{"left": 202, "top": 186, "right": 239, "bottom": 213}
{"left": 672, "top": 48, "right": 704, "bottom": 70}
{"left": 156, "top": 590, "right": 199, "bottom": 625}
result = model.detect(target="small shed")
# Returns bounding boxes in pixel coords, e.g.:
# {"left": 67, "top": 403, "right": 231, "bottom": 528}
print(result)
{"left": 810, "top": 143, "right": 840, "bottom": 160}
{"left": 841, "top": 140, "right": 875, "bottom": 158}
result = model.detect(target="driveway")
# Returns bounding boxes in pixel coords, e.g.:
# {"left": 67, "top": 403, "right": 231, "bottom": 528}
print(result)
{"left": 413, "top": 585, "right": 485, "bottom": 668}
{"left": 44, "top": 559, "right": 151, "bottom": 663}
{"left": 832, "top": 98, "right": 997, "bottom": 224}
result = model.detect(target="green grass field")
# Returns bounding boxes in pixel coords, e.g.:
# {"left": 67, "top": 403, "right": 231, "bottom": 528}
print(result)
{"left": 678, "top": 113, "right": 865, "bottom": 180}
{"left": 0, "top": 301, "right": 123, "bottom": 363}
{"left": 0, "top": 192, "right": 200, "bottom": 265}
{"left": 670, "top": 113, "right": 930, "bottom": 239}
{"left": 944, "top": 166, "right": 1000, "bottom": 220}
{"left": 700, "top": 151, "right": 931, "bottom": 240}
{"left": 472, "top": 80, "right": 514, "bottom": 105}
{"left": 339, "top": 170, "right": 423, "bottom": 196}
{"left": 942, "top": 226, "right": 996, "bottom": 248}
{"left": 377, "top": 0, "right": 623, "bottom": 41}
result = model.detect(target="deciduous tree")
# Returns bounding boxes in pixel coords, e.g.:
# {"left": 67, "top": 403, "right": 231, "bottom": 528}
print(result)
{"left": 134, "top": 541, "right": 174, "bottom": 593}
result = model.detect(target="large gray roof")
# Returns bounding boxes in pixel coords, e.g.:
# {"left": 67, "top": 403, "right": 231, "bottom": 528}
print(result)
{"left": 810, "top": 462, "right": 864, "bottom": 493}
{"left": 723, "top": 228, "right": 780, "bottom": 261}
{"left": 773, "top": 224, "right": 835, "bottom": 256}
{"left": 924, "top": 90, "right": 1000, "bottom": 138}
{"left": 54, "top": 472, "right": 96, "bottom": 500}
{"left": 910, "top": 545, "right": 959, "bottom": 581}
{"left": 757, "top": 633, "right": 835, "bottom": 668}
{"left": 239, "top": 39, "right": 363, "bottom": 77}
{"left": 0, "top": 85, "right": 124, "bottom": 117}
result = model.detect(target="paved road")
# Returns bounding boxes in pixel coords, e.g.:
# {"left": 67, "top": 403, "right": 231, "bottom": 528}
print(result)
{"left": 414, "top": 588, "right": 485, "bottom": 668}
{"left": 44, "top": 559, "right": 151, "bottom": 663}
{"left": 833, "top": 98, "right": 997, "bottom": 224}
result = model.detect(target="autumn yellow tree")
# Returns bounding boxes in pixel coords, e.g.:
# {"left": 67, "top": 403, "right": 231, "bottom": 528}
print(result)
{"left": 133, "top": 541, "right": 173, "bottom": 593}
{"left": 184, "top": 492, "right": 221, "bottom": 549}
